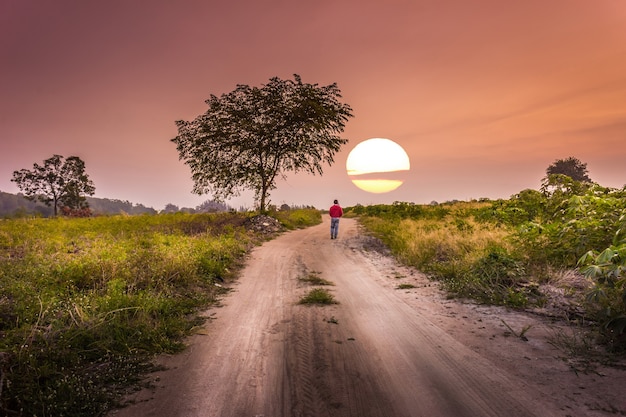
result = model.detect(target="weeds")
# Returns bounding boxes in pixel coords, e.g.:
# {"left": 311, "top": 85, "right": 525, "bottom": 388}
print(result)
{"left": 299, "top": 271, "right": 333, "bottom": 286}
{"left": 396, "top": 283, "right": 416, "bottom": 290}
{"left": 298, "top": 288, "right": 337, "bottom": 305}
{"left": 500, "top": 319, "right": 533, "bottom": 341}
{"left": 547, "top": 324, "right": 615, "bottom": 374}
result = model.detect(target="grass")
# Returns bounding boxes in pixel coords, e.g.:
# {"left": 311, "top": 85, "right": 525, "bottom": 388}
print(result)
{"left": 358, "top": 214, "right": 531, "bottom": 307}
{"left": 0, "top": 209, "right": 320, "bottom": 416}
{"left": 396, "top": 283, "right": 416, "bottom": 290}
{"left": 298, "top": 288, "right": 338, "bottom": 305}
{"left": 299, "top": 271, "right": 333, "bottom": 286}
{"left": 547, "top": 324, "right": 615, "bottom": 373}
{"left": 272, "top": 208, "right": 322, "bottom": 230}
{"left": 297, "top": 268, "right": 336, "bottom": 305}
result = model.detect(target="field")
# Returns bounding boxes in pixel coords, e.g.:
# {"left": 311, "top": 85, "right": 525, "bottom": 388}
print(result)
{"left": 0, "top": 209, "right": 320, "bottom": 416}
{"left": 2, "top": 181, "right": 626, "bottom": 416}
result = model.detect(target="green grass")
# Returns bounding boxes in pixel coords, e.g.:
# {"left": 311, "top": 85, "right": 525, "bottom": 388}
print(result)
{"left": 298, "top": 288, "right": 338, "bottom": 305}
{"left": 0, "top": 210, "right": 320, "bottom": 416}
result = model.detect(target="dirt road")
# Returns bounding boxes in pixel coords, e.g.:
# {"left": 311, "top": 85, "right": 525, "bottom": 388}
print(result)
{"left": 111, "top": 218, "right": 625, "bottom": 417}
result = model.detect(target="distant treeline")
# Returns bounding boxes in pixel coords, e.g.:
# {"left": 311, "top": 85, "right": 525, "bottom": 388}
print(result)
{"left": 0, "top": 191, "right": 313, "bottom": 217}
{"left": 0, "top": 191, "right": 158, "bottom": 217}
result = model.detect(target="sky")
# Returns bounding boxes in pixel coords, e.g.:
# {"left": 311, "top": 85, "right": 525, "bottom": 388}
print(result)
{"left": 2, "top": 0, "right": 626, "bottom": 211}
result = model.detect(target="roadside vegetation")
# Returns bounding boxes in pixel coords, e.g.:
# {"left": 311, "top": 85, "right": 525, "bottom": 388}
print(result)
{"left": 350, "top": 180, "right": 626, "bottom": 354}
{"left": 0, "top": 209, "right": 320, "bottom": 417}
{"left": 298, "top": 288, "right": 338, "bottom": 305}
{"left": 298, "top": 270, "right": 336, "bottom": 305}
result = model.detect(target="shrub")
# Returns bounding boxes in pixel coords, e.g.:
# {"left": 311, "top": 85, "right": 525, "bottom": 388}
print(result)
{"left": 578, "top": 240, "right": 626, "bottom": 351}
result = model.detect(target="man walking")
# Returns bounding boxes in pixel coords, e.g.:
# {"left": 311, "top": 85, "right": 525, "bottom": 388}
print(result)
{"left": 329, "top": 199, "right": 343, "bottom": 239}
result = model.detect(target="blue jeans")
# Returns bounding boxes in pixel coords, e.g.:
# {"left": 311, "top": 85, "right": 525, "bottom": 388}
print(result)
{"left": 330, "top": 218, "right": 340, "bottom": 239}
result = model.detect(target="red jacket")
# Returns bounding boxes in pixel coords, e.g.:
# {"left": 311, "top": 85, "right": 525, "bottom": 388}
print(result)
{"left": 329, "top": 204, "right": 343, "bottom": 218}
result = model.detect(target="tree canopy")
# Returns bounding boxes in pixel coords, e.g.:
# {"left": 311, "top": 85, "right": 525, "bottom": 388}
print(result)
{"left": 171, "top": 74, "right": 354, "bottom": 212}
{"left": 540, "top": 157, "right": 594, "bottom": 203}
{"left": 11, "top": 155, "right": 95, "bottom": 216}
{"left": 545, "top": 157, "right": 592, "bottom": 182}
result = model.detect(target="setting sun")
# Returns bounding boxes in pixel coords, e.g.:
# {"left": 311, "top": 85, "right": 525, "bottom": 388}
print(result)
{"left": 346, "top": 138, "right": 410, "bottom": 193}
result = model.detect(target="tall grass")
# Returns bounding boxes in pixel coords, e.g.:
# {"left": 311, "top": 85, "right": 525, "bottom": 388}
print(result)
{"left": 0, "top": 212, "right": 265, "bottom": 416}
{"left": 359, "top": 207, "right": 532, "bottom": 306}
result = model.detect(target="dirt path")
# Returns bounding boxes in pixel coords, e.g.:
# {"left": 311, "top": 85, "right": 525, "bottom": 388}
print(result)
{"left": 111, "top": 218, "right": 626, "bottom": 417}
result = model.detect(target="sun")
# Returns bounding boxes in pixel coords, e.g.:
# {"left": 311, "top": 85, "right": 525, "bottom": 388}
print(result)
{"left": 346, "top": 138, "right": 410, "bottom": 193}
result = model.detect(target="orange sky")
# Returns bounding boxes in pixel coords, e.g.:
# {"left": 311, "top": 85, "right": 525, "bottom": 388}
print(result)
{"left": 1, "top": 0, "right": 625, "bottom": 210}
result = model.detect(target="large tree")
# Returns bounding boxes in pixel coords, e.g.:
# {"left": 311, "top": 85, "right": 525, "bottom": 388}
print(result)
{"left": 171, "top": 74, "right": 354, "bottom": 212}
{"left": 11, "top": 155, "right": 95, "bottom": 216}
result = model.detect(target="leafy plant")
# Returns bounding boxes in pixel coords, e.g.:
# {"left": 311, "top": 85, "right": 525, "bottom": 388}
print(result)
{"left": 578, "top": 238, "right": 626, "bottom": 350}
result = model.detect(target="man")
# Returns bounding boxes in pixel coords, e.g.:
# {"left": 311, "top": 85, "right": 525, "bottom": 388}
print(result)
{"left": 329, "top": 199, "right": 343, "bottom": 239}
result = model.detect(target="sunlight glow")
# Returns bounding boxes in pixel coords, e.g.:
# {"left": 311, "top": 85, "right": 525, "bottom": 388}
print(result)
{"left": 351, "top": 179, "right": 404, "bottom": 193}
{"left": 346, "top": 138, "right": 410, "bottom": 193}
{"left": 346, "top": 138, "right": 410, "bottom": 176}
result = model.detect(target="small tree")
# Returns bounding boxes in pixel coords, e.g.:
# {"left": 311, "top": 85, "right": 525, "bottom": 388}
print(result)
{"left": 11, "top": 155, "right": 95, "bottom": 216}
{"left": 172, "top": 74, "right": 353, "bottom": 213}
{"left": 545, "top": 157, "right": 592, "bottom": 182}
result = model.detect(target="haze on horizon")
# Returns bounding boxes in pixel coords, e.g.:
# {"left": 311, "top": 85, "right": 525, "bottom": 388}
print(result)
{"left": 1, "top": 0, "right": 626, "bottom": 211}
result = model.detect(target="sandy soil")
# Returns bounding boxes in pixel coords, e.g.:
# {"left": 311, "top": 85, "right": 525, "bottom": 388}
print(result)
{"left": 110, "top": 218, "right": 626, "bottom": 417}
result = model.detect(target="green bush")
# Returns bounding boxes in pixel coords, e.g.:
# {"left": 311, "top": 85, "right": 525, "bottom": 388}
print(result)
{"left": 578, "top": 232, "right": 626, "bottom": 351}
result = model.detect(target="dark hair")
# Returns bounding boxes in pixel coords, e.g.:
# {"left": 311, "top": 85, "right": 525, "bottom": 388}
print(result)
{"left": 333, "top": 199, "right": 338, "bottom": 204}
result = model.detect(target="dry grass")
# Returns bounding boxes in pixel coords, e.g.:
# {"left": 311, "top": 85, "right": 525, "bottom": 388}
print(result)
{"left": 393, "top": 217, "right": 512, "bottom": 268}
